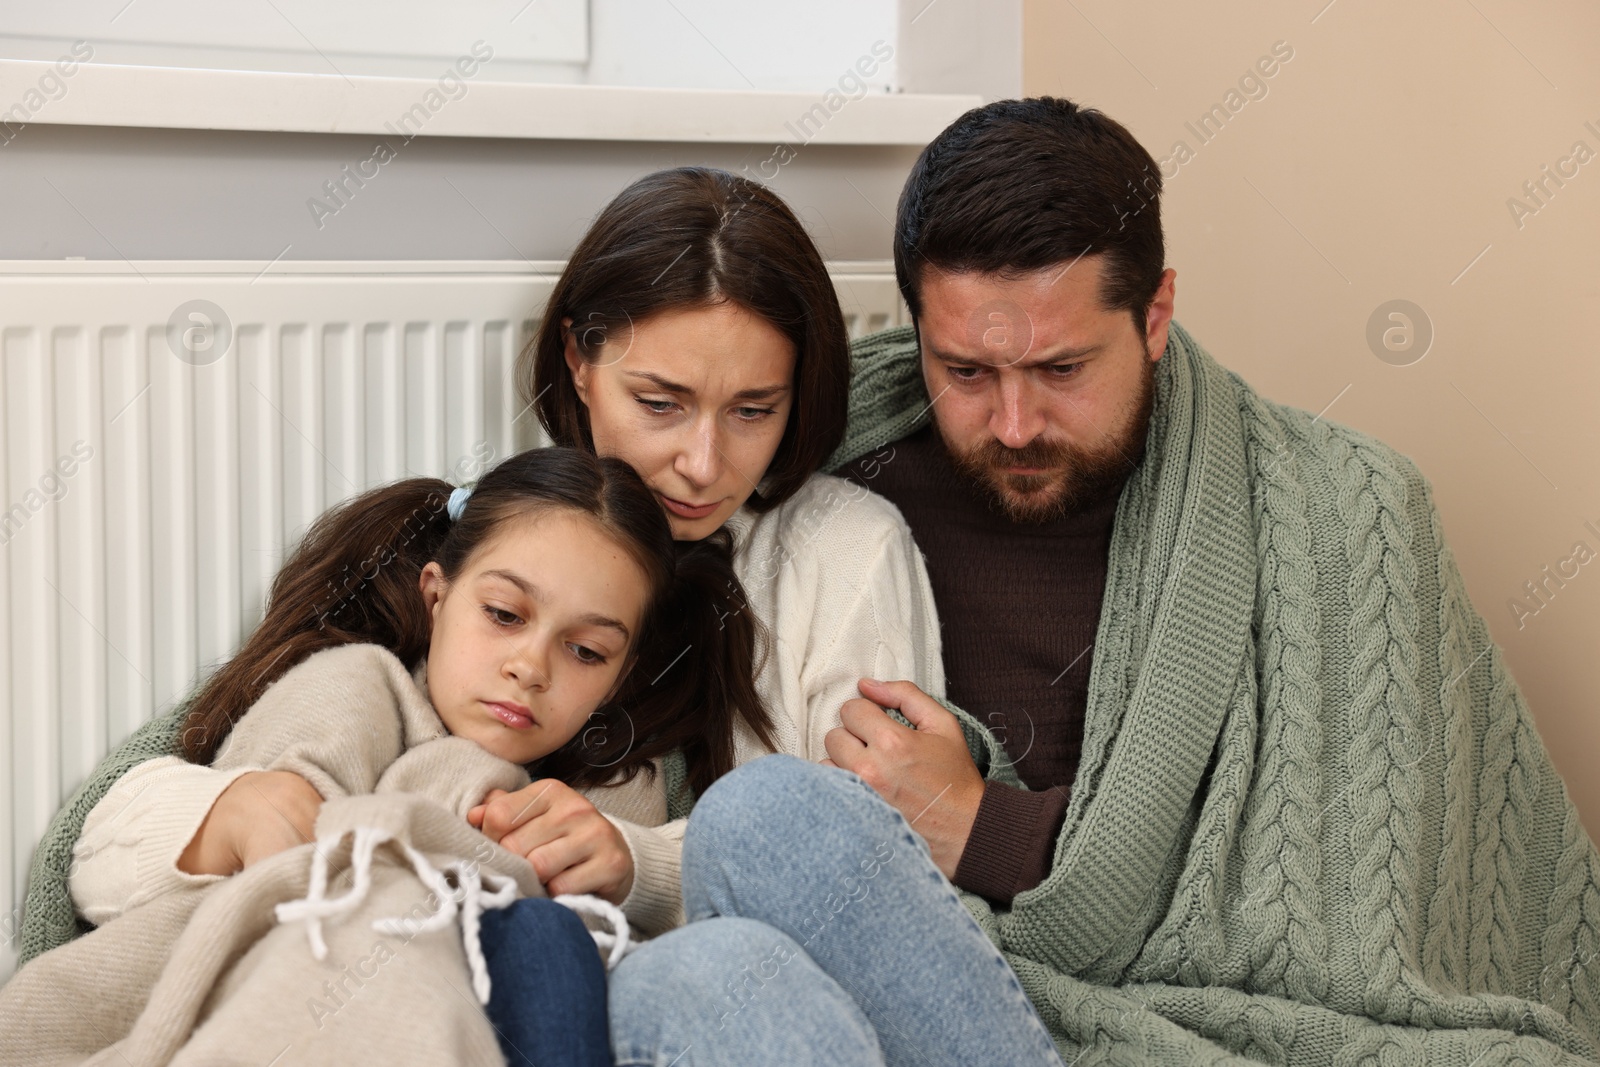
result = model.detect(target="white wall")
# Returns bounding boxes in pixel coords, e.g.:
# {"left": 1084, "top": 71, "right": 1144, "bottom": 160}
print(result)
{"left": 0, "top": 0, "right": 1014, "bottom": 93}
{"left": 0, "top": 1, "right": 591, "bottom": 81}
{"left": 0, "top": 1, "right": 916, "bottom": 91}
{"left": 897, "top": 0, "right": 1022, "bottom": 100}
{"left": 587, "top": 0, "right": 899, "bottom": 91}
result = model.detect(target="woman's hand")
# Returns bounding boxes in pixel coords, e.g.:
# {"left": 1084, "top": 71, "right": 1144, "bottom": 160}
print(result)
{"left": 177, "top": 770, "right": 324, "bottom": 876}
{"left": 468, "top": 780, "right": 635, "bottom": 904}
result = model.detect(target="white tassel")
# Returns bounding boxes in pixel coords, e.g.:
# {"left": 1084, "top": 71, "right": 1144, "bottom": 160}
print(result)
{"left": 371, "top": 843, "right": 521, "bottom": 1003}
{"left": 276, "top": 825, "right": 523, "bottom": 1005}
{"left": 275, "top": 826, "right": 391, "bottom": 959}
{"left": 372, "top": 840, "right": 460, "bottom": 937}
{"left": 450, "top": 860, "right": 520, "bottom": 1002}
{"left": 553, "top": 893, "right": 638, "bottom": 971}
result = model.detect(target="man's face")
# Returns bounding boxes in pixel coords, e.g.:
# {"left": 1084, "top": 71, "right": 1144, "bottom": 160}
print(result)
{"left": 915, "top": 256, "right": 1176, "bottom": 523}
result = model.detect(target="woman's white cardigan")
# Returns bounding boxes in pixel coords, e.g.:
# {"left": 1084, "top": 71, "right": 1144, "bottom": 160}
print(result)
{"left": 70, "top": 474, "right": 945, "bottom": 937}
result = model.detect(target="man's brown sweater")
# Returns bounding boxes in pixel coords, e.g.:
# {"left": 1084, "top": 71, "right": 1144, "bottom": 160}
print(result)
{"left": 841, "top": 424, "right": 1123, "bottom": 905}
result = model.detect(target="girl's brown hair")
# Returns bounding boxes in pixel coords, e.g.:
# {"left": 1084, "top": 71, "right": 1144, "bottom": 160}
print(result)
{"left": 521, "top": 166, "right": 850, "bottom": 512}
{"left": 180, "top": 446, "right": 773, "bottom": 795}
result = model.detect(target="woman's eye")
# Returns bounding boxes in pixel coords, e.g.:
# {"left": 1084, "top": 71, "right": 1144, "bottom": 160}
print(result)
{"left": 568, "top": 643, "right": 606, "bottom": 665}
{"left": 636, "top": 398, "right": 677, "bottom": 415}
{"left": 484, "top": 606, "right": 521, "bottom": 627}
{"left": 733, "top": 406, "right": 776, "bottom": 420}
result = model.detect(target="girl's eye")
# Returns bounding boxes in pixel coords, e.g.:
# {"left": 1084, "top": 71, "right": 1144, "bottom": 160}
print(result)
{"left": 636, "top": 398, "right": 677, "bottom": 415}
{"left": 484, "top": 606, "right": 521, "bottom": 627}
{"left": 568, "top": 643, "right": 607, "bottom": 665}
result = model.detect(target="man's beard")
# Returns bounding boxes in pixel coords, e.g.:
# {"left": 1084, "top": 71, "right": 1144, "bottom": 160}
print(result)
{"left": 944, "top": 359, "right": 1158, "bottom": 524}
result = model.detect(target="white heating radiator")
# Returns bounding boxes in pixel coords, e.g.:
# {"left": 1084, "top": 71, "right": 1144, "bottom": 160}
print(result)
{"left": 0, "top": 259, "right": 907, "bottom": 977}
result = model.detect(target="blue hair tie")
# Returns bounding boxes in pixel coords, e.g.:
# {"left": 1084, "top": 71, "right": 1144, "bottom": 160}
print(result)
{"left": 447, "top": 485, "right": 473, "bottom": 522}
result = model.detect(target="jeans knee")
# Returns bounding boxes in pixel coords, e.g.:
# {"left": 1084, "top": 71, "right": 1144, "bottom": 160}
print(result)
{"left": 609, "top": 917, "right": 788, "bottom": 1004}
{"left": 687, "top": 754, "right": 902, "bottom": 869}
{"left": 691, "top": 753, "right": 870, "bottom": 841}
{"left": 609, "top": 917, "right": 881, "bottom": 1061}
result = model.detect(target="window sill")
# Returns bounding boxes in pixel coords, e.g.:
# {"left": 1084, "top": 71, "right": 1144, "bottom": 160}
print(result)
{"left": 0, "top": 59, "right": 978, "bottom": 145}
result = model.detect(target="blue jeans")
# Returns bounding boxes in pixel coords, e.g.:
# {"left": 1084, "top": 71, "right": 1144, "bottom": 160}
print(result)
{"left": 608, "top": 754, "right": 1065, "bottom": 1066}
{"left": 481, "top": 897, "right": 612, "bottom": 1067}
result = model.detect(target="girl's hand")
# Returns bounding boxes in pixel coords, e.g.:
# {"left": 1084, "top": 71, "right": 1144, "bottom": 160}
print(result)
{"left": 178, "top": 770, "right": 324, "bottom": 876}
{"left": 468, "top": 780, "right": 635, "bottom": 903}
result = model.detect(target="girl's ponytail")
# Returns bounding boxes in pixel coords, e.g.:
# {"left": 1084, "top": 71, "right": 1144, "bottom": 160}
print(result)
{"left": 179, "top": 480, "right": 454, "bottom": 763}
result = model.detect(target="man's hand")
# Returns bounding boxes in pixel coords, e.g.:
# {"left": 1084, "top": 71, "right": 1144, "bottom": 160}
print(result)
{"left": 822, "top": 678, "right": 985, "bottom": 878}
{"left": 468, "top": 780, "right": 635, "bottom": 903}
{"left": 179, "top": 770, "right": 323, "bottom": 876}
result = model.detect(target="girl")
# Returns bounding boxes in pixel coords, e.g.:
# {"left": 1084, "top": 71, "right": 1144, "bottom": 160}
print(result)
{"left": 2, "top": 445, "right": 766, "bottom": 1067}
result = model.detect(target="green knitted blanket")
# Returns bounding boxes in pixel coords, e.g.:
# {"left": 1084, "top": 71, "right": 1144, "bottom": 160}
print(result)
{"left": 820, "top": 322, "right": 1600, "bottom": 1065}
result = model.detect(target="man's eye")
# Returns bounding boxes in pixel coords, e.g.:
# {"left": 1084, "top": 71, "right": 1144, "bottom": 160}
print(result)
{"left": 1049, "top": 363, "right": 1082, "bottom": 377}
{"left": 949, "top": 366, "right": 983, "bottom": 381}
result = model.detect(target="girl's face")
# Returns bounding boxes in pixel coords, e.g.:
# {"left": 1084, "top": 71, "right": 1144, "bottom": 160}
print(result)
{"left": 418, "top": 509, "right": 651, "bottom": 765}
{"left": 565, "top": 302, "right": 796, "bottom": 541}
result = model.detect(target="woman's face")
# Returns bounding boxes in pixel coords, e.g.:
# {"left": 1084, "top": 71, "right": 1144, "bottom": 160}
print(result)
{"left": 565, "top": 302, "right": 796, "bottom": 541}
{"left": 419, "top": 510, "right": 650, "bottom": 765}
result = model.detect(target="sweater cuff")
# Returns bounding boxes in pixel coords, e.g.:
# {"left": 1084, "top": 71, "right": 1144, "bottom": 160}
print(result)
{"left": 129, "top": 762, "right": 265, "bottom": 909}
{"left": 606, "top": 816, "right": 684, "bottom": 938}
{"left": 70, "top": 757, "right": 264, "bottom": 925}
{"left": 951, "top": 780, "right": 1071, "bottom": 906}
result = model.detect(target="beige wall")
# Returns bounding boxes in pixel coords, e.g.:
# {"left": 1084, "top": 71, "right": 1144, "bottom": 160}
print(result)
{"left": 1024, "top": 0, "right": 1600, "bottom": 843}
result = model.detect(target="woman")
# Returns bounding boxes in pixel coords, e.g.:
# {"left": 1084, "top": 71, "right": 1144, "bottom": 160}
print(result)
{"left": 33, "top": 168, "right": 1059, "bottom": 1066}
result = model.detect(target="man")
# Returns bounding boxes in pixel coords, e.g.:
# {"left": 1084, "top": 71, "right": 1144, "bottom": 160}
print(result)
{"left": 661, "top": 97, "right": 1600, "bottom": 1064}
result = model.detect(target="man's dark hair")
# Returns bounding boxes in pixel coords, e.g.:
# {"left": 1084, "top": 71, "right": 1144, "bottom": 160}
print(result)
{"left": 894, "top": 97, "right": 1166, "bottom": 343}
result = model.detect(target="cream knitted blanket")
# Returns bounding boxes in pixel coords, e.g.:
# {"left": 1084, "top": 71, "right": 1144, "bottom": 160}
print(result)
{"left": 0, "top": 643, "right": 558, "bottom": 1066}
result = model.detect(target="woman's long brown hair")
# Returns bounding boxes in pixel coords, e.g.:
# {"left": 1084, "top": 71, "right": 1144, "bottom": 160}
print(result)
{"left": 522, "top": 166, "right": 851, "bottom": 513}
{"left": 179, "top": 446, "right": 769, "bottom": 794}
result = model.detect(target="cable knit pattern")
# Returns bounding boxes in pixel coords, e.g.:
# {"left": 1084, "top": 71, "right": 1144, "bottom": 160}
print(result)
{"left": 1237, "top": 391, "right": 1329, "bottom": 1009}
{"left": 1330, "top": 423, "right": 1428, "bottom": 1031}
{"left": 825, "top": 322, "right": 1600, "bottom": 1065}
{"left": 1471, "top": 636, "right": 1531, "bottom": 997}
{"left": 1543, "top": 807, "right": 1591, "bottom": 1017}
{"left": 1426, "top": 505, "right": 1477, "bottom": 994}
